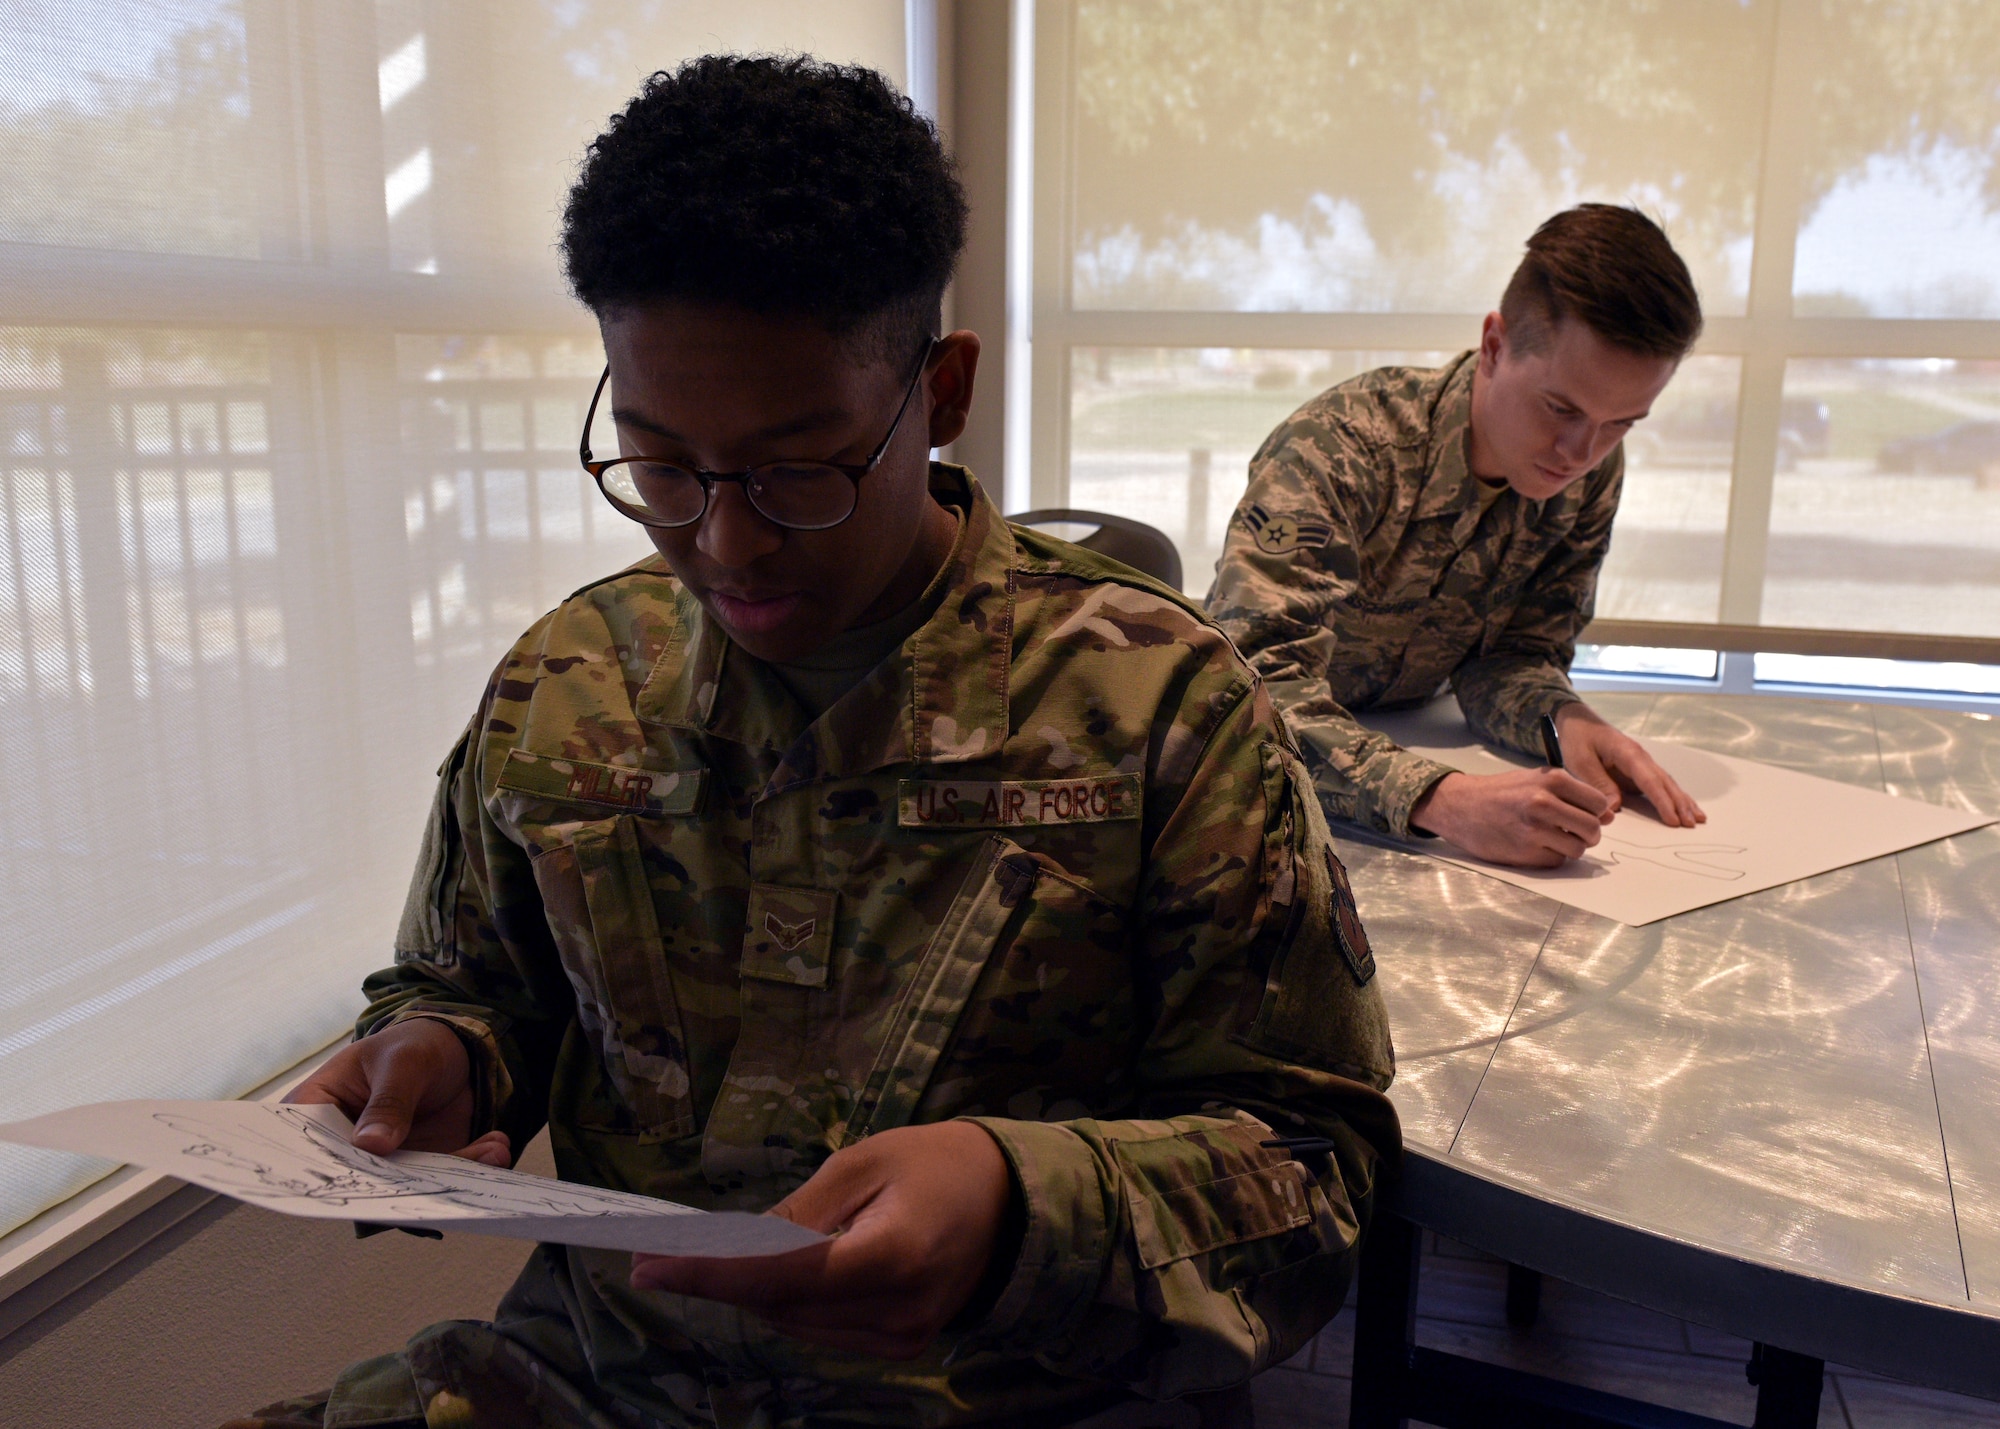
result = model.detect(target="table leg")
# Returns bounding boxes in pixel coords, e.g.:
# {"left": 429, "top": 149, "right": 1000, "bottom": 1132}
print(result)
{"left": 1350, "top": 1210, "right": 1420, "bottom": 1429}
{"left": 1505, "top": 1264, "right": 1543, "bottom": 1328}
{"left": 1747, "top": 1343, "right": 1825, "bottom": 1429}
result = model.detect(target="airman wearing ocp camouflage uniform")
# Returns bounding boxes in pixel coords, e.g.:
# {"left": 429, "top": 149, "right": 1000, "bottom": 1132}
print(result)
{"left": 1205, "top": 352, "right": 1618, "bottom": 839}
{"left": 234, "top": 464, "right": 1396, "bottom": 1429}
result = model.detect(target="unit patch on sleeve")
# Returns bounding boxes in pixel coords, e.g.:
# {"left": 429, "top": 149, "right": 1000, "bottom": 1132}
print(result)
{"left": 898, "top": 773, "right": 1142, "bottom": 828}
{"left": 1242, "top": 503, "right": 1333, "bottom": 557}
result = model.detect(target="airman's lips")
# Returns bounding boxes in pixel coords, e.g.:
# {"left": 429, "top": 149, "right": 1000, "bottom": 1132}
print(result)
{"left": 707, "top": 589, "right": 804, "bottom": 634}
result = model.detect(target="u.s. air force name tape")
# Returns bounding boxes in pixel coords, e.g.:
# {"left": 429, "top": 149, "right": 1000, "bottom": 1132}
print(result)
{"left": 1243, "top": 502, "right": 1332, "bottom": 556}
{"left": 898, "top": 773, "right": 1142, "bottom": 828}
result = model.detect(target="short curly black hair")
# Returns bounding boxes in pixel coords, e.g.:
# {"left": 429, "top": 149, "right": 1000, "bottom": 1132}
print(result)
{"left": 562, "top": 55, "right": 967, "bottom": 361}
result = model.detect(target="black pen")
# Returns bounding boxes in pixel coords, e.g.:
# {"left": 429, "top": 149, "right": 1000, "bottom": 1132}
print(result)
{"left": 1539, "top": 713, "right": 1564, "bottom": 770}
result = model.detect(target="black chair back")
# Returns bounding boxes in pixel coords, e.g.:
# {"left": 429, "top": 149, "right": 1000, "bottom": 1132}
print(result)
{"left": 1011, "top": 508, "right": 1184, "bottom": 590}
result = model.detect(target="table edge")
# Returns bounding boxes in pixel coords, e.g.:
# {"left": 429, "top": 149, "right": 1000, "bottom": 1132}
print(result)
{"left": 1389, "top": 1145, "right": 2000, "bottom": 1402}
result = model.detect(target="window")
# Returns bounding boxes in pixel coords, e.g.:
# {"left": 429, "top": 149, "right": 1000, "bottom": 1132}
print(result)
{"left": 1025, "top": 0, "right": 2000, "bottom": 693}
{"left": 0, "top": 0, "right": 916, "bottom": 1241}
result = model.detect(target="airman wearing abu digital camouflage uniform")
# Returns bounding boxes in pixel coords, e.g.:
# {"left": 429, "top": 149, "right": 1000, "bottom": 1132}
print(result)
{"left": 1207, "top": 206, "right": 1713, "bottom": 870}
{"left": 228, "top": 57, "right": 1395, "bottom": 1429}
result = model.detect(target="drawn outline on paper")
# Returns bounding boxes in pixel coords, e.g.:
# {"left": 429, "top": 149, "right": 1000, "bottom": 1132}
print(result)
{"left": 153, "top": 1108, "right": 680, "bottom": 1218}
{"left": 1593, "top": 835, "right": 1750, "bottom": 882}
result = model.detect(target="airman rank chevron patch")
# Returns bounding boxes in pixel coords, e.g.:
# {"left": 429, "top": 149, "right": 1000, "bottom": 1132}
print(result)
{"left": 1242, "top": 503, "right": 1333, "bottom": 556}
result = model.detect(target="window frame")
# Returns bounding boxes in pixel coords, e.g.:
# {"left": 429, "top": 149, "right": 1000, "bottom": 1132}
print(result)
{"left": 1018, "top": 0, "right": 2000, "bottom": 673}
{"left": 0, "top": 0, "right": 944, "bottom": 1309}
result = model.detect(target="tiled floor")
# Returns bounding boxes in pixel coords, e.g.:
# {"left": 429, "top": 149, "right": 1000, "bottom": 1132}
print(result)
{"left": 1251, "top": 1236, "right": 2000, "bottom": 1428}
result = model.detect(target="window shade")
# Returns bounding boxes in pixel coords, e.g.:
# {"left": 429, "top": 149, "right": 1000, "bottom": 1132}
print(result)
{"left": 1034, "top": 0, "right": 2000, "bottom": 688}
{"left": 0, "top": 0, "right": 910, "bottom": 1241}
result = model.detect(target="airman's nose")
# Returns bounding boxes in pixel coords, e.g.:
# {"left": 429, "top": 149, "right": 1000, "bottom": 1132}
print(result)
{"left": 696, "top": 483, "right": 786, "bottom": 567}
{"left": 1556, "top": 422, "right": 1598, "bottom": 465}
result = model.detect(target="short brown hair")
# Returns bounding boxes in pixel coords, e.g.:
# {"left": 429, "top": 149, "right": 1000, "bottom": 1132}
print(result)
{"left": 1499, "top": 204, "right": 1702, "bottom": 361}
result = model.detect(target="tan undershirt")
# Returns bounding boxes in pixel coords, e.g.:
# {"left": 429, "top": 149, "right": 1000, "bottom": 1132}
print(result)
{"left": 768, "top": 511, "right": 963, "bottom": 719}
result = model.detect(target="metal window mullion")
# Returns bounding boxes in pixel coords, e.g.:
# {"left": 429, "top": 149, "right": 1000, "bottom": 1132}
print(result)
{"left": 168, "top": 403, "right": 207, "bottom": 678}
{"left": 127, "top": 422, "right": 168, "bottom": 696}
{"left": 122, "top": 458, "right": 160, "bottom": 688}
{"left": 1028, "top": 0, "right": 1075, "bottom": 512}
{"left": 1721, "top": 0, "right": 1814, "bottom": 627}
{"left": 217, "top": 449, "right": 255, "bottom": 677}
{"left": 314, "top": 330, "right": 428, "bottom": 899}
{"left": 167, "top": 404, "right": 231, "bottom": 877}
{"left": 120, "top": 450, "right": 180, "bottom": 872}
{"left": 413, "top": 382, "right": 451, "bottom": 671}
{"left": 57, "top": 345, "right": 137, "bottom": 714}
{"left": 261, "top": 333, "right": 348, "bottom": 874}
{"left": 417, "top": 444, "right": 443, "bottom": 664}
{"left": 4, "top": 464, "right": 47, "bottom": 703}
{"left": 242, "top": 0, "right": 317, "bottom": 263}
{"left": 60, "top": 348, "right": 154, "bottom": 887}
{"left": 467, "top": 394, "right": 491, "bottom": 639}
{"left": 49, "top": 460, "right": 99, "bottom": 858}
{"left": 522, "top": 386, "right": 547, "bottom": 609}
{"left": 1045, "top": 310, "right": 1489, "bottom": 353}
{"left": 214, "top": 450, "right": 281, "bottom": 860}
{"left": 1777, "top": 318, "right": 2000, "bottom": 358}
{"left": 1721, "top": 345, "right": 1788, "bottom": 626}
{"left": 1, "top": 461, "right": 50, "bottom": 895}
{"left": 46, "top": 427, "right": 91, "bottom": 705}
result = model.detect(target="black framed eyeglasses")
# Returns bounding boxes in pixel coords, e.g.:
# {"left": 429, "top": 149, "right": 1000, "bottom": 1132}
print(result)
{"left": 579, "top": 338, "right": 936, "bottom": 532}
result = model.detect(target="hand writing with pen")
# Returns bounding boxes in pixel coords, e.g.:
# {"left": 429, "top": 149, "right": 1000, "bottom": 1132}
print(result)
{"left": 1410, "top": 701, "right": 1706, "bottom": 867}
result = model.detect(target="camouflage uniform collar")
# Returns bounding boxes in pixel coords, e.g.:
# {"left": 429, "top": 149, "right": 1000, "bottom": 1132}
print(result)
{"left": 1415, "top": 351, "right": 1484, "bottom": 525}
{"left": 903, "top": 462, "right": 1012, "bottom": 764}
{"left": 636, "top": 463, "right": 1012, "bottom": 775}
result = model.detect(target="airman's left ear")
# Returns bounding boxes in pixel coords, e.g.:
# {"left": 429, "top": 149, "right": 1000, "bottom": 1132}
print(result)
{"left": 1477, "top": 310, "right": 1508, "bottom": 376}
{"left": 925, "top": 331, "right": 982, "bottom": 448}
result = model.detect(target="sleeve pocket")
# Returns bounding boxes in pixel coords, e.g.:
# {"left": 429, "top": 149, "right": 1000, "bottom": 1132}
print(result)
{"left": 1115, "top": 1144, "right": 1313, "bottom": 1270}
{"left": 1238, "top": 743, "right": 1395, "bottom": 1089}
{"left": 394, "top": 728, "right": 472, "bottom": 965}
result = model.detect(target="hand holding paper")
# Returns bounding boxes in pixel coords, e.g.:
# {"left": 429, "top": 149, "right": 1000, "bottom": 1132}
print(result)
{"left": 0, "top": 1099, "right": 821, "bottom": 1258}
{"left": 631, "top": 1120, "right": 1014, "bottom": 1359}
{"left": 286, "top": 1015, "right": 494, "bottom": 1160}
{"left": 1552, "top": 700, "right": 1707, "bottom": 829}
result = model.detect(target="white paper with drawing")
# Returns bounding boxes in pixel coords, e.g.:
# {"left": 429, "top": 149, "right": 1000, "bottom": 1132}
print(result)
{"left": 0, "top": 1100, "right": 822, "bottom": 1257}
{"left": 1352, "top": 699, "right": 1992, "bottom": 925}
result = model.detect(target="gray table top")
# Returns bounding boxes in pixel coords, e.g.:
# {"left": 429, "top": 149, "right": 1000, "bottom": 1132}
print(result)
{"left": 1341, "top": 693, "right": 2000, "bottom": 1392}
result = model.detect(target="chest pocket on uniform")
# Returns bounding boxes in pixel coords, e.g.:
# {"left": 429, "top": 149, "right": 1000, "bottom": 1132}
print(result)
{"left": 530, "top": 814, "right": 697, "bottom": 1142}
{"left": 844, "top": 835, "right": 1039, "bottom": 1141}
{"left": 842, "top": 833, "right": 1129, "bottom": 1142}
